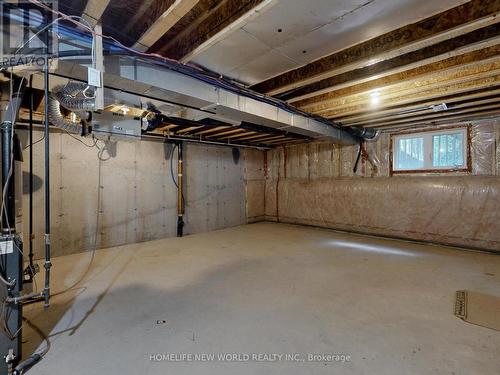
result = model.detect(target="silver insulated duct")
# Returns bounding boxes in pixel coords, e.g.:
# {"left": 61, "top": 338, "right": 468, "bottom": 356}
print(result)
{"left": 48, "top": 82, "right": 95, "bottom": 134}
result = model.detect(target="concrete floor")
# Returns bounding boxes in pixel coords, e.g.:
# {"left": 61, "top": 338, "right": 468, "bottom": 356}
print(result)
{"left": 24, "top": 223, "right": 500, "bottom": 374}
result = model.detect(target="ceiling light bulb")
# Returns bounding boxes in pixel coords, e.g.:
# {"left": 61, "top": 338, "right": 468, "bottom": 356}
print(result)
{"left": 370, "top": 90, "right": 381, "bottom": 105}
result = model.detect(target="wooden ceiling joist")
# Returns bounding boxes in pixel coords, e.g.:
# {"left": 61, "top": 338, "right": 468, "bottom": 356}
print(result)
{"left": 337, "top": 89, "right": 500, "bottom": 125}
{"left": 323, "top": 73, "right": 500, "bottom": 119}
{"left": 344, "top": 96, "right": 500, "bottom": 127}
{"left": 251, "top": 0, "right": 500, "bottom": 95}
{"left": 233, "top": 133, "right": 282, "bottom": 141}
{"left": 367, "top": 103, "right": 500, "bottom": 129}
{"left": 132, "top": 0, "right": 201, "bottom": 51}
{"left": 175, "top": 126, "right": 204, "bottom": 134}
{"left": 295, "top": 45, "right": 500, "bottom": 111}
{"left": 190, "top": 126, "right": 231, "bottom": 135}
{"left": 152, "top": 0, "right": 267, "bottom": 60}
{"left": 249, "top": 135, "right": 287, "bottom": 143}
{"left": 82, "top": 0, "right": 112, "bottom": 26}
{"left": 205, "top": 128, "right": 246, "bottom": 137}
{"left": 371, "top": 109, "right": 500, "bottom": 130}
{"left": 279, "top": 25, "right": 500, "bottom": 102}
{"left": 218, "top": 131, "right": 258, "bottom": 139}
{"left": 307, "top": 57, "right": 500, "bottom": 116}
{"left": 264, "top": 138, "right": 303, "bottom": 145}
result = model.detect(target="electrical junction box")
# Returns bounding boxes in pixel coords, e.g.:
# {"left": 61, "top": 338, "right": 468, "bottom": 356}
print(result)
{"left": 87, "top": 67, "right": 102, "bottom": 88}
{"left": 92, "top": 112, "right": 142, "bottom": 141}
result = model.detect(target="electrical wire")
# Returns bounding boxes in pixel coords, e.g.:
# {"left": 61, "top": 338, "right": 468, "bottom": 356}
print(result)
{"left": 23, "top": 134, "right": 45, "bottom": 150}
{"left": 51, "top": 139, "right": 107, "bottom": 298}
{"left": 61, "top": 128, "right": 98, "bottom": 148}
{"left": 0, "top": 274, "right": 15, "bottom": 288}
{"left": 169, "top": 144, "right": 179, "bottom": 189}
{"left": 13, "top": 11, "right": 95, "bottom": 69}
{"left": 22, "top": 316, "right": 51, "bottom": 357}
{"left": 169, "top": 143, "right": 186, "bottom": 209}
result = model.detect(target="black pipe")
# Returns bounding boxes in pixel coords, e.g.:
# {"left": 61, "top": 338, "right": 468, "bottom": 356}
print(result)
{"left": 29, "top": 77, "right": 34, "bottom": 270}
{"left": 1, "top": 76, "right": 26, "bottom": 232}
{"left": 43, "top": 43, "right": 52, "bottom": 309}
{"left": 176, "top": 142, "right": 184, "bottom": 237}
{"left": 0, "top": 75, "right": 27, "bottom": 373}
{"left": 2, "top": 112, "right": 15, "bottom": 233}
{"left": 353, "top": 140, "right": 363, "bottom": 174}
{"left": 13, "top": 353, "right": 42, "bottom": 375}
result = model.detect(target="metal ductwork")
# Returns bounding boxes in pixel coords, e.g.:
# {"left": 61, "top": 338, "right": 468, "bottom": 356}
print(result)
{"left": 40, "top": 57, "right": 363, "bottom": 145}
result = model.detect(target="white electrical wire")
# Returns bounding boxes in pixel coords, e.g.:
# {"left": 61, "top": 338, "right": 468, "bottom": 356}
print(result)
{"left": 14, "top": 15, "right": 95, "bottom": 68}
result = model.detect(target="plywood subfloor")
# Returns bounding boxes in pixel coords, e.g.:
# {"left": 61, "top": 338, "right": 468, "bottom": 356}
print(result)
{"left": 24, "top": 223, "right": 500, "bottom": 374}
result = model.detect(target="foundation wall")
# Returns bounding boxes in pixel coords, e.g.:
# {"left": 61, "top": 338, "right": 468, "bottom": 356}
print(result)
{"left": 246, "top": 120, "right": 500, "bottom": 251}
{"left": 18, "top": 129, "right": 247, "bottom": 258}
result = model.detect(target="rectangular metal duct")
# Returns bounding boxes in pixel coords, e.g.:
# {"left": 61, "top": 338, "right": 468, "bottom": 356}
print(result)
{"left": 47, "top": 57, "right": 358, "bottom": 145}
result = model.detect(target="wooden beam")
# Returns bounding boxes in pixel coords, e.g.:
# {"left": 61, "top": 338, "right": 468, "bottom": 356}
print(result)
{"left": 205, "top": 128, "right": 245, "bottom": 137}
{"left": 180, "top": 0, "right": 275, "bottom": 62}
{"left": 249, "top": 135, "right": 287, "bottom": 143}
{"left": 305, "top": 56, "right": 500, "bottom": 115}
{"left": 220, "top": 131, "right": 258, "bottom": 139}
{"left": 370, "top": 108, "right": 500, "bottom": 130}
{"left": 132, "top": 0, "right": 200, "bottom": 51}
{"left": 338, "top": 88, "right": 500, "bottom": 125}
{"left": 278, "top": 25, "right": 500, "bottom": 102}
{"left": 295, "top": 45, "right": 500, "bottom": 111}
{"left": 154, "top": 0, "right": 267, "bottom": 61}
{"left": 190, "top": 126, "right": 231, "bottom": 135}
{"left": 363, "top": 103, "right": 500, "bottom": 128}
{"left": 234, "top": 133, "right": 281, "bottom": 141}
{"left": 345, "top": 96, "right": 500, "bottom": 127}
{"left": 251, "top": 0, "right": 500, "bottom": 94}
{"left": 82, "top": 0, "right": 112, "bottom": 26}
{"left": 175, "top": 126, "right": 203, "bottom": 134}
{"left": 264, "top": 137, "right": 300, "bottom": 144}
{"left": 156, "top": 124, "right": 178, "bottom": 131}
{"left": 322, "top": 72, "right": 500, "bottom": 119}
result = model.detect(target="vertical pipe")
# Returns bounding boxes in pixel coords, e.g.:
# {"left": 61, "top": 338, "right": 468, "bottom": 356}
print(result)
{"left": 28, "top": 77, "right": 34, "bottom": 270}
{"left": 1, "top": 111, "right": 15, "bottom": 233}
{"left": 43, "top": 50, "right": 51, "bottom": 309}
{"left": 0, "top": 75, "right": 26, "bottom": 372}
{"left": 176, "top": 142, "right": 184, "bottom": 237}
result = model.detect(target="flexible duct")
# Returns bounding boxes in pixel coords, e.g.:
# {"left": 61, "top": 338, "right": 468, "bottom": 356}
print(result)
{"left": 48, "top": 83, "right": 95, "bottom": 134}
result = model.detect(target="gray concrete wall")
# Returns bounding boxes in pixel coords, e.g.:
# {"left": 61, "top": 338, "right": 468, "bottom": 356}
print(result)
{"left": 245, "top": 120, "right": 500, "bottom": 251}
{"left": 18, "top": 129, "right": 247, "bottom": 258}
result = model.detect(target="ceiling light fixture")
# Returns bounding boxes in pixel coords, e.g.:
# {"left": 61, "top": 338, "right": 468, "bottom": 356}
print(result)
{"left": 370, "top": 90, "right": 381, "bottom": 106}
{"left": 120, "top": 105, "right": 131, "bottom": 115}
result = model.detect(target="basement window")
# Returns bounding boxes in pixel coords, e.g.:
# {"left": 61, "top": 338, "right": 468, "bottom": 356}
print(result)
{"left": 391, "top": 126, "right": 470, "bottom": 174}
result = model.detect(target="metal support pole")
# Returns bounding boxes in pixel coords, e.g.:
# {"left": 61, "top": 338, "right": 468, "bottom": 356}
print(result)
{"left": 43, "top": 57, "right": 52, "bottom": 309}
{"left": 28, "top": 77, "right": 34, "bottom": 271}
{"left": 176, "top": 142, "right": 184, "bottom": 237}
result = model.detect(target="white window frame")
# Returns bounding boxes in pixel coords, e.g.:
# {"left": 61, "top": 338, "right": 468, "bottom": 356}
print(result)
{"left": 391, "top": 126, "right": 470, "bottom": 173}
